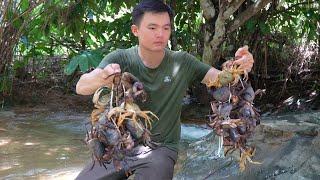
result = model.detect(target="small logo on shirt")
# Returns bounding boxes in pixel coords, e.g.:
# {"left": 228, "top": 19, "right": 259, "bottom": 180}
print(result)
{"left": 163, "top": 76, "right": 172, "bottom": 83}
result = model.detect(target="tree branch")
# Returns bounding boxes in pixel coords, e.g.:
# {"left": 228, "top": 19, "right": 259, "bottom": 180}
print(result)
{"left": 227, "top": 0, "right": 273, "bottom": 34}
{"left": 271, "top": 1, "right": 318, "bottom": 16}
{"left": 223, "top": 0, "right": 246, "bottom": 18}
{"left": 200, "top": 0, "right": 216, "bottom": 19}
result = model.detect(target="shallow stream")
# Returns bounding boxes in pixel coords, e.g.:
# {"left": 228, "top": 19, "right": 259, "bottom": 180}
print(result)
{"left": 0, "top": 109, "right": 211, "bottom": 179}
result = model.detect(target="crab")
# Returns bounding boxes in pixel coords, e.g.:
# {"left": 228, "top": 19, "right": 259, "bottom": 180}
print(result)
{"left": 85, "top": 71, "right": 161, "bottom": 175}
{"left": 206, "top": 46, "right": 254, "bottom": 88}
{"left": 91, "top": 87, "right": 112, "bottom": 125}
{"left": 206, "top": 59, "right": 264, "bottom": 172}
{"left": 107, "top": 102, "right": 159, "bottom": 130}
{"left": 84, "top": 125, "right": 108, "bottom": 170}
{"left": 209, "top": 86, "right": 232, "bottom": 102}
{"left": 222, "top": 45, "right": 254, "bottom": 85}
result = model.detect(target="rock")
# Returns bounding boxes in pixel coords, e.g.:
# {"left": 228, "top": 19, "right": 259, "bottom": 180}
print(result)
{"left": 174, "top": 111, "right": 320, "bottom": 179}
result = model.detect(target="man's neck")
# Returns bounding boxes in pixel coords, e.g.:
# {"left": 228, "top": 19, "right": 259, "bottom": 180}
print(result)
{"left": 138, "top": 46, "right": 165, "bottom": 69}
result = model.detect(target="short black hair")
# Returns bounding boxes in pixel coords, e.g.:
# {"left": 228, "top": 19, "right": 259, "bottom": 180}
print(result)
{"left": 132, "top": 0, "right": 174, "bottom": 26}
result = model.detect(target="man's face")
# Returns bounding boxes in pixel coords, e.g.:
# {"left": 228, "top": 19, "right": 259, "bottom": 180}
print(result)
{"left": 131, "top": 12, "right": 171, "bottom": 52}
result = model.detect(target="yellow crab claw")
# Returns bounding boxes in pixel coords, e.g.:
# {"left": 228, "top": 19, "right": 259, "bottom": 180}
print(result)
{"left": 239, "top": 147, "right": 262, "bottom": 172}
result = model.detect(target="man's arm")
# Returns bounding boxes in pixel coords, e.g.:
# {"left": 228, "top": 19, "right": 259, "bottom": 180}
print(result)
{"left": 76, "top": 63, "right": 121, "bottom": 95}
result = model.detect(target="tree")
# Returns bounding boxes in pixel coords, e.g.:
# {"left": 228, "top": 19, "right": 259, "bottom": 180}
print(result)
{"left": 200, "top": 0, "right": 273, "bottom": 65}
{"left": 0, "top": 0, "right": 45, "bottom": 96}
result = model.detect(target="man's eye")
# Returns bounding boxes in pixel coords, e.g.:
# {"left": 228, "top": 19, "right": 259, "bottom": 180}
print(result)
{"left": 149, "top": 27, "right": 155, "bottom": 30}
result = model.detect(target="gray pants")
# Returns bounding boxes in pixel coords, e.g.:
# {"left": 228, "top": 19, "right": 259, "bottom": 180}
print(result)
{"left": 76, "top": 145, "right": 178, "bottom": 180}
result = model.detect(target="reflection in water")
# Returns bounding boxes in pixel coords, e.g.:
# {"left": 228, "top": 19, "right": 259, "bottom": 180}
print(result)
{"left": 0, "top": 138, "right": 11, "bottom": 146}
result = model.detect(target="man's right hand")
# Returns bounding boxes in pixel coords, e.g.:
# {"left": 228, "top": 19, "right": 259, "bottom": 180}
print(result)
{"left": 98, "top": 63, "right": 122, "bottom": 87}
{"left": 101, "top": 63, "right": 121, "bottom": 79}
{"left": 76, "top": 63, "right": 121, "bottom": 95}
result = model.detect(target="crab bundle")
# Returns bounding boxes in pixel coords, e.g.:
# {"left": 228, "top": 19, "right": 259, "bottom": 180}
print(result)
{"left": 84, "top": 72, "right": 159, "bottom": 175}
{"left": 206, "top": 52, "right": 263, "bottom": 171}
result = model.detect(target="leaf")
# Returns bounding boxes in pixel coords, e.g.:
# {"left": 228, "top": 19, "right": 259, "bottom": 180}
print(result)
{"left": 79, "top": 53, "right": 89, "bottom": 72}
{"left": 88, "top": 0, "right": 98, "bottom": 10}
{"left": 259, "top": 22, "right": 270, "bottom": 35}
{"left": 20, "top": 0, "right": 30, "bottom": 12}
{"left": 12, "top": 13, "right": 24, "bottom": 29}
{"left": 89, "top": 50, "right": 104, "bottom": 67}
{"left": 64, "top": 57, "right": 79, "bottom": 75}
{"left": 88, "top": 55, "right": 101, "bottom": 67}
{"left": 245, "top": 19, "right": 256, "bottom": 33}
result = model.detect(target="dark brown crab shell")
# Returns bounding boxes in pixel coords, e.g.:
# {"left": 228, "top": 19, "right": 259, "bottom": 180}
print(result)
{"left": 237, "top": 125, "right": 247, "bottom": 135}
{"left": 87, "top": 138, "right": 106, "bottom": 160}
{"left": 122, "top": 132, "right": 135, "bottom": 150}
{"left": 121, "top": 72, "right": 140, "bottom": 89}
{"left": 99, "top": 127, "right": 121, "bottom": 146}
{"left": 218, "top": 103, "right": 233, "bottom": 119}
{"left": 229, "top": 128, "right": 240, "bottom": 143}
{"left": 132, "top": 82, "right": 147, "bottom": 102}
{"left": 241, "top": 84, "right": 255, "bottom": 103}
{"left": 239, "top": 103, "right": 255, "bottom": 118}
{"left": 125, "top": 118, "right": 145, "bottom": 140}
{"left": 210, "top": 86, "right": 231, "bottom": 102}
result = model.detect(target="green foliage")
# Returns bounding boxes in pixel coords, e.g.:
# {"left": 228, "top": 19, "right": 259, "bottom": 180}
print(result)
{"left": 4, "top": 0, "right": 319, "bottom": 83}
{"left": 269, "top": 0, "right": 318, "bottom": 42}
{"left": 64, "top": 50, "right": 104, "bottom": 75}
{"left": 173, "top": 1, "right": 202, "bottom": 52}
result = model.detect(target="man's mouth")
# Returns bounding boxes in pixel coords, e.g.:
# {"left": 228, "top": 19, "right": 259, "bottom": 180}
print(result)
{"left": 154, "top": 42, "right": 164, "bottom": 45}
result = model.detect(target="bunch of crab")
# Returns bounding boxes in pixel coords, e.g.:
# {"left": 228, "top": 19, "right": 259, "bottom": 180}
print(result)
{"left": 84, "top": 72, "right": 159, "bottom": 176}
{"left": 207, "top": 80, "right": 264, "bottom": 171}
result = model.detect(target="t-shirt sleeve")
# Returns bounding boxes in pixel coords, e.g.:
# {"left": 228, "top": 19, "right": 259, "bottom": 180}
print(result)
{"left": 98, "top": 49, "right": 124, "bottom": 69}
{"left": 183, "top": 52, "right": 211, "bottom": 85}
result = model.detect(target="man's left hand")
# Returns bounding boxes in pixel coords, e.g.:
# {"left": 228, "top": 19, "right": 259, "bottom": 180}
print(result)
{"left": 233, "top": 45, "right": 254, "bottom": 73}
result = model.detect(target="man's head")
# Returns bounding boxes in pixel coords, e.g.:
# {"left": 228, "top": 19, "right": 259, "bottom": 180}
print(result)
{"left": 132, "top": 0, "right": 173, "bottom": 27}
{"left": 131, "top": 0, "right": 174, "bottom": 52}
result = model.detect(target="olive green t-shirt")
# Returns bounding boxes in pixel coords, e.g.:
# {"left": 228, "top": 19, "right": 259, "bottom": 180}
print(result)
{"left": 99, "top": 46, "right": 211, "bottom": 151}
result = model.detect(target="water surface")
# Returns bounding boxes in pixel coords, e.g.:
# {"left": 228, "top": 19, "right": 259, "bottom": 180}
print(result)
{"left": 0, "top": 110, "right": 90, "bottom": 179}
{"left": 0, "top": 109, "right": 209, "bottom": 179}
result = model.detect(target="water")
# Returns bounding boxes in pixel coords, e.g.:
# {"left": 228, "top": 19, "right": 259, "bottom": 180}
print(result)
{"left": 0, "top": 109, "right": 210, "bottom": 179}
{"left": 0, "top": 109, "right": 90, "bottom": 179}
{"left": 181, "top": 124, "right": 211, "bottom": 141}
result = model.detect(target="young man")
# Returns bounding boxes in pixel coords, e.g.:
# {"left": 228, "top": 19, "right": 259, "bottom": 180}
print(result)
{"left": 75, "top": 0, "right": 253, "bottom": 179}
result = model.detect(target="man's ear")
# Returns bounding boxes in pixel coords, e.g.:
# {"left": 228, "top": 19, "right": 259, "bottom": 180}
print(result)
{"left": 131, "top": 25, "right": 138, "bottom": 37}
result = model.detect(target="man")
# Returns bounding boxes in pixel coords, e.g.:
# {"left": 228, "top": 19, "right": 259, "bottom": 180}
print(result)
{"left": 75, "top": 0, "right": 253, "bottom": 179}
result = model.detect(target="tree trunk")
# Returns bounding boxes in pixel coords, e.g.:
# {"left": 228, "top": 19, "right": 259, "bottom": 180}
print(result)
{"left": 167, "top": 0, "right": 178, "bottom": 50}
{"left": 0, "top": 0, "right": 44, "bottom": 97}
{"left": 0, "top": 25, "right": 18, "bottom": 75}
{"left": 200, "top": 0, "right": 272, "bottom": 65}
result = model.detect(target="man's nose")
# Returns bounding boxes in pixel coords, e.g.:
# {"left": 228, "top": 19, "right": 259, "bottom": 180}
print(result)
{"left": 155, "top": 29, "right": 164, "bottom": 38}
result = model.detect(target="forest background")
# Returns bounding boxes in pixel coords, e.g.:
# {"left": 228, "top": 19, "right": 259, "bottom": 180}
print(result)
{"left": 0, "top": 0, "right": 319, "bottom": 113}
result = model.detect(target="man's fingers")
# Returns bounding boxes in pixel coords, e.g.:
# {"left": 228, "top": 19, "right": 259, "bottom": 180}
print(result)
{"left": 110, "top": 63, "right": 121, "bottom": 73}
{"left": 235, "top": 45, "right": 249, "bottom": 57}
{"left": 104, "top": 63, "right": 121, "bottom": 74}
{"left": 101, "top": 63, "right": 122, "bottom": 81}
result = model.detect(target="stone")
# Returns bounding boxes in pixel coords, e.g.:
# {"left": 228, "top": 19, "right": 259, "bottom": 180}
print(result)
{"left": 174, "top": 111, "right": 320, "bottom": 179}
